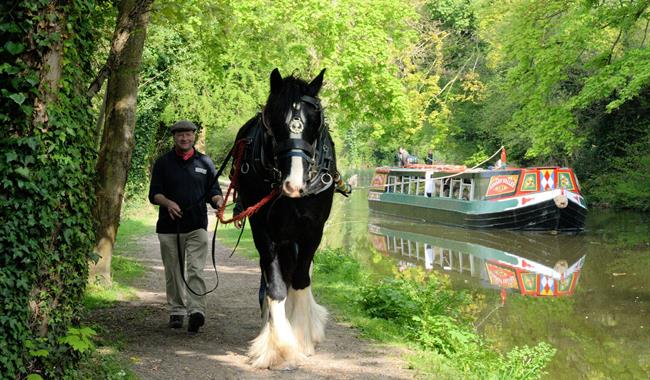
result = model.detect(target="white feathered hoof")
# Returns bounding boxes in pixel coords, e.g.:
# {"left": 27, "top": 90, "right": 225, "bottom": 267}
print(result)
{"left": 287, "top": 287, "right": 328, "bottom": 356}
{"left": 248, "top": 298, "right": 306, "bottom": 369}
{"left": 248, "top": 324, "right": 305, "bottom": 369}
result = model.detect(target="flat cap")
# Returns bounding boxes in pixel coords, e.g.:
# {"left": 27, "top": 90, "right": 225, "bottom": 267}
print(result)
{"left": 170, "top": 120, "right": 198, "bottom": 133}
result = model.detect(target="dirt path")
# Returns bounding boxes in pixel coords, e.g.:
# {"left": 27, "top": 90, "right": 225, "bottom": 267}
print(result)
{"left": 88, "top": 219, "right": 415, "bottom": 379}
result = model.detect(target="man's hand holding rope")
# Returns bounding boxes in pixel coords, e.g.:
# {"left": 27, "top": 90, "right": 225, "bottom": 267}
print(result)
{"left": 211, "top": 195, "right": 225, "bottom": 216}
{"left": 233, "top": 201, "right": 244, "bottom": 229}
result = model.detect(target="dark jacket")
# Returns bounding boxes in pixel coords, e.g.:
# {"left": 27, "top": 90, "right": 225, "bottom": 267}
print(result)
{"left": 148, "top": 149, "right": 222, "bottom": 234}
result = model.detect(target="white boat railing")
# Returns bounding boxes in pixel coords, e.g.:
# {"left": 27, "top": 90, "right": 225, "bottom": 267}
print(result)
{"left": 384, "top": 174, "right": 476, "bottom": 201}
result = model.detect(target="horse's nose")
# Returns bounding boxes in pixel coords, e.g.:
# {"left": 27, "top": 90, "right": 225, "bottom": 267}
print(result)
{"left": 282, "top": 180, "right": 303, "bottom": 198}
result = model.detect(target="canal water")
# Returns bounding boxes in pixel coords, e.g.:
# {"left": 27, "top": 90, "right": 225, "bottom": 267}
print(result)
{"left": 321, "top": 186, "right": 650, "bottom": 379}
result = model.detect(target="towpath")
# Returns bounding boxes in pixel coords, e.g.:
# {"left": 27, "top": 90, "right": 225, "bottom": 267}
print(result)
{"left": 88, "top": 217, "right": 414, "bottom": 379}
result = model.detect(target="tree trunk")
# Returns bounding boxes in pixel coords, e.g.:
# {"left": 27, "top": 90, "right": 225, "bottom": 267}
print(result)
{"left": 90, "top": 0, "right": 153, "bottom": 285}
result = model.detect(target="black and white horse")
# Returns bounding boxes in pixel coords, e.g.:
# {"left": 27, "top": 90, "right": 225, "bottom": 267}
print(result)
{"left": 233, "top": 68, "right": 336, "bottom": 368}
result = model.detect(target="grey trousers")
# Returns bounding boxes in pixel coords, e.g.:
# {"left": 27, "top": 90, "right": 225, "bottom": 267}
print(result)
{"left": 158, "top": 229, "right": 208, "bottom": 316}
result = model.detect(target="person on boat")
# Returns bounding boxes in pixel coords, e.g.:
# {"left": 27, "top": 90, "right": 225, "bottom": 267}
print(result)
{"left": 425, "top": 175, "right": 433, "bottom": 197}
{"left": 425, "top": 149, "right": 433, "bottom": 165}
{"left": 398, "top": 147, "right": 410, "bottom": 167}
{"left": 395, "top": 148, "right": 402, "bottom": 166}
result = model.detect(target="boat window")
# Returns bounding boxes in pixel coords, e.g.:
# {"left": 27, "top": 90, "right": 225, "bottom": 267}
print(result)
{"left": 451, "top": 179, "right": 463, "bottom": 199}
{"left": 393, "top": 174, "right": 429, "bottom": 195}
{"left": 386, "top": 176, "right": 392, "bottom": 192}
{"left": 438, "top": 179, "right": 447, "bottom": 197}
{"left": 459, "top": 178, "right": 474, "bottom": 200}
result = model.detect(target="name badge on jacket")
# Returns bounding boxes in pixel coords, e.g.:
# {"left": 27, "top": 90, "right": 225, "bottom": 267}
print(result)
{"left": 195, "top": 167, "right": 207, "bottom": 174}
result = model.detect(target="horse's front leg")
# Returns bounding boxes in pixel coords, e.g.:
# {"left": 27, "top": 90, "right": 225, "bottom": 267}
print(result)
{"left": 286, "top": 239, "right": 328, "bottom": 356}
{"left": 249, "top": 244, "right": 304, "bottom": 369}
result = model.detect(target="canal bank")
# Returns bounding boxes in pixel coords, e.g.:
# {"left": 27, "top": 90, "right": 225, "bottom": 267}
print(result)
{"left": 323, "top": 187, "right": 650, "bottom": 379}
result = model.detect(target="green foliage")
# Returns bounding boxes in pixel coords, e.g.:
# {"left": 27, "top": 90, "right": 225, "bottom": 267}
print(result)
{"left": 0, "top": 1, "right": 109, "bottom": 377}
{"left": 587, "top": 148, "right": 650, "bottom": 211}
{"left": 127, "top": 0, "right": 433, "bottom": 178}
{"left": 497, "top": 343, "right": 557, "bottom": 380}
{"left": 313, "top": 246, "right": 362, "bottom": 280}
{"left": 121, "top": 0, "right": 650, "bottom": 207}
{"left": 79, "top": 210, "right": 149, "bottom": 379}
{"left": 577, "top": 99, "right": 650, "bottom": 210}
{"left": 421, "top": 0, "right": 650, "bottom": 208}
{"left": 410, "top": 314, "right": 478, "bottom": 356}
{"left": 58, "top": 327, "right": 97, "bottom": 354}
{"left": 360, "top": 273, "right": 479, "bottom": 360}
{"left": 361, "top": 279, "right": 421, "bottom": 320}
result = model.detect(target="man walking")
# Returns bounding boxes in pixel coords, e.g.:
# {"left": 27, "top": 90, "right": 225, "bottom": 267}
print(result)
{"left": 148, "top": 120, "right": 223, "bottom": 334}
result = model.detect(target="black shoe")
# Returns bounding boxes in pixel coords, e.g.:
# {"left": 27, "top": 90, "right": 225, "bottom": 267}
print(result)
{"left": 169, "top": 315, "right": 184, "bottom": 329}
{"left": 187, "top": 312, "right": 205, "bottom": 334}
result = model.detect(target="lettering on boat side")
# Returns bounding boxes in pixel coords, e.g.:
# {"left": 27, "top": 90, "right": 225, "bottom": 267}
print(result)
{"left": 485, "top": 175, "right": 519, "bottom": 197}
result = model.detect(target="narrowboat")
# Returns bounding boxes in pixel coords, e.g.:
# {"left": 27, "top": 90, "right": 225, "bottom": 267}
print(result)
{"left": 368, "top": 222, "right": 586, "bottom": 298}
{"left": 368, "top": 161, "right": 587, "bottom": 232}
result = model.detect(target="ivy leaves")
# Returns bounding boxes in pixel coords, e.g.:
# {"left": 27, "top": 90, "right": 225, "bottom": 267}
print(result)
{"left": 9, "top": 92, "right": 26, "bottom": 105}
{"left": 4, "top": 41, "right": 25, "bottom": 55}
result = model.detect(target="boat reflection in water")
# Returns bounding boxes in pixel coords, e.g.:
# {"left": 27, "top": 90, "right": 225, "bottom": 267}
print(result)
{"left": 368, "top": 219, "right": 586, "bottom": 298}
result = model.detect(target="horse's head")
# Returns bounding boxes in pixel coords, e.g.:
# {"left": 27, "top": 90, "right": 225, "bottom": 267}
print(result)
{"left": 262, "top": 68, "right": 326, "bottom": 198}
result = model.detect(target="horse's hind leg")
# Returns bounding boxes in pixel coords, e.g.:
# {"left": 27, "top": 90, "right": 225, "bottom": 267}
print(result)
{"left": 249, "top": 252, "right": 304, "bottom": 369}
{"left": 286, "top": 242, "right": 328, "bottom": 356}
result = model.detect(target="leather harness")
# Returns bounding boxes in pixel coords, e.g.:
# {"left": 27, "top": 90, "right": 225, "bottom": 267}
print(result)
{"left": 239, "top": 112, "right": 338, "bottom": 196}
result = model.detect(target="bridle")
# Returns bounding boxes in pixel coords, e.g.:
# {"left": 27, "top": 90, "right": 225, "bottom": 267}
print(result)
{"left": 260, "top": 95, "right": 329, "bottom": 188}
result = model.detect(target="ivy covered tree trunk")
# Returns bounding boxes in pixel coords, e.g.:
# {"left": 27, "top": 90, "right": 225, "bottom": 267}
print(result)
{"left": 90, "top": 0, "right": 153, "bottom": 285}
{"left": 0, "top": 1, "right": 102, "bottom": 377}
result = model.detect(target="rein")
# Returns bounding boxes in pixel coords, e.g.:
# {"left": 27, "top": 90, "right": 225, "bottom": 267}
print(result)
{"left": 216, "top": 138, "right": 280, "bottom": 224}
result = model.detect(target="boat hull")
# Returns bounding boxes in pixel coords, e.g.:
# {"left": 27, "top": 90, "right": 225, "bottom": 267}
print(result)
{"left": 368, "top": 191, "right": 587, "bottom": 232}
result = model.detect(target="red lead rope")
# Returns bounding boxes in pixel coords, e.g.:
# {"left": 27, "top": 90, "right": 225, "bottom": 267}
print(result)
{"left": 217, "top": 139, "right": 280, "bottom": 224}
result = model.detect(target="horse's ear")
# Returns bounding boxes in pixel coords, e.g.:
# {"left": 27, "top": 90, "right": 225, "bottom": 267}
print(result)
{"left": 270, "top": 68, "right": 283, "bottom": 94}
{"left": 307, "top": 68, "right": 326, "bottom": 96}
